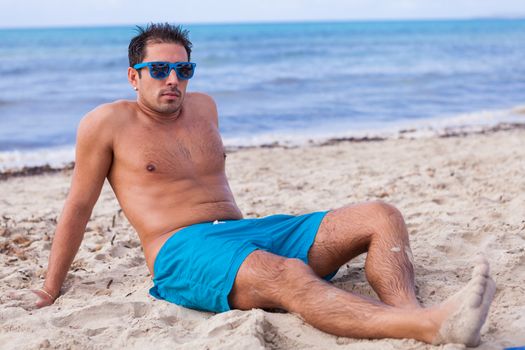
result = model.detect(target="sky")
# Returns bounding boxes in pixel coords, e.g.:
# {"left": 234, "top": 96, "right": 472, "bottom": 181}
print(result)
{"left": 0, "top": 0, "right": 524, "bottom": 28}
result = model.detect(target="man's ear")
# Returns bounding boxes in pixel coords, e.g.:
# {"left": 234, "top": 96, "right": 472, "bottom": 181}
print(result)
{"left": 128, "top": 67, "right": 140, "bottom": 89}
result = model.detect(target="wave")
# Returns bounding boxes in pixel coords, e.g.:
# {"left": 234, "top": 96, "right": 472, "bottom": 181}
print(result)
{"left": 221, "top": 104, "right": 525, "bottom": 147}
{"left": 0, "top": 146, "right": 75, "bottom": 172}
{"left": 0, "top": 99, "right": 13, "bottom": 107}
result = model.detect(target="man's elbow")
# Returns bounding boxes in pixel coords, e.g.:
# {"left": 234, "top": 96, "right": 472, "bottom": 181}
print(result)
{"left": 63, "top": 195, "right": 97, "bottom": 219}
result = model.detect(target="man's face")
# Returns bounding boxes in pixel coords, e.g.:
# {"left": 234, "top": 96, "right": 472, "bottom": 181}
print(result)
{"left": 129, "top": 42, "right": 190, "bottom": 115}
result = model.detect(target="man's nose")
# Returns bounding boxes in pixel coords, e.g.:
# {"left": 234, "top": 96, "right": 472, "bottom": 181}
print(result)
{"left": 165, "top": 68, "right": 179, "bottom": 85}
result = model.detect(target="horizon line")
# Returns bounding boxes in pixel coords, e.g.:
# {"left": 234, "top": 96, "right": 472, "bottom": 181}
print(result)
{"left": 1, "top": 15, "right": 524, "bottom": 31}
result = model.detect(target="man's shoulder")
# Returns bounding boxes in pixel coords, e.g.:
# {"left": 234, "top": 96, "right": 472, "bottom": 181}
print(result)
{"left": 187, "top": 92, "right": 216, "bottom": 107}
{"left": 85, "top": 100, "right": 134, "bottom": 120}
{"left": 186, "top": 92, "right": 218, "bottom": 125}
{"left": 77, "top": 100, "right": 135, "bottom": 143}
{"left": 81, "top": 100, "right": 135, "bottom": 128}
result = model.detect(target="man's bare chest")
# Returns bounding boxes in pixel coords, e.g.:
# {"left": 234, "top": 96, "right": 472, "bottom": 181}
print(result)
{"left": 113, "top": 121, "right": 225, "bottom": 179}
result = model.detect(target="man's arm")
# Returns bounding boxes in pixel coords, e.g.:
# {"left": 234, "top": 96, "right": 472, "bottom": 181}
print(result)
{"left": 37, "top": 107, "right": 114, "bottom": 306}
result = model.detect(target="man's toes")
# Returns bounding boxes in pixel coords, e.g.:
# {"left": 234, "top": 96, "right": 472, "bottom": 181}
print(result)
{"left": 467, "top": 274, "right": 491, "bottom": 308}
{"left": 473, "top": 255, "right": 488, "bottom": 265}
{"left": 469, "top": 291, "right": 483, "bottom": 308}
{"left": 472, "top": 262, "right": 489, "bottom": 277}
{"left": 472, "top": 277, "right": 496, "bottom": 310}
{"left": 470, "top": 275, "right": 486, "bottom": 290}
{"left": 483, "top": 278, "right": 496, "bottom": 304}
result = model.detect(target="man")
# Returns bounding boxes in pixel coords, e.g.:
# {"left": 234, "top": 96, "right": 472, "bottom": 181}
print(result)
{"left": 29, "top": 23, "right": 494, "bottom": 346}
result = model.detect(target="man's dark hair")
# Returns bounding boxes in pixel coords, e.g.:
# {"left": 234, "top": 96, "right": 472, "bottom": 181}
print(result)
{"left": 128, "top": 23, "right": 193, "bottom": 68}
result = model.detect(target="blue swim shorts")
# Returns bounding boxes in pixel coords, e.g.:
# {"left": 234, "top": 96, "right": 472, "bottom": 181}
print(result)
{"left": 150, "top": 211, "right": 335, "bottom": 313}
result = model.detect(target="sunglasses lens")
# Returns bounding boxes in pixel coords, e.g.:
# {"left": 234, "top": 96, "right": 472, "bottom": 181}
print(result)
{"left": 149, "top": 63, "right": 170, "bottom": 79}
{"left": 176, "top": 63, "right": 194, "bottom": 80}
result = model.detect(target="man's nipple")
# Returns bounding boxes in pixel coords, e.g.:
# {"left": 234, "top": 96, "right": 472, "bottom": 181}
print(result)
{"left": 146, "top": 163, "right": 156, "bottom": 172}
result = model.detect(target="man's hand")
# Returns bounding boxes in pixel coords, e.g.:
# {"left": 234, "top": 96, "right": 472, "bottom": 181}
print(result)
{"left": 33, "top": 288, "right": 57, "bottom": 308}
{"left": 8, "top": 288, "right": 57, "bottom": 311}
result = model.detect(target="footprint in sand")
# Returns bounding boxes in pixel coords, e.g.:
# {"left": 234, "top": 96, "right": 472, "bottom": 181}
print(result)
{"left": 51, "top": 301, "right": 150, "bottom": 330}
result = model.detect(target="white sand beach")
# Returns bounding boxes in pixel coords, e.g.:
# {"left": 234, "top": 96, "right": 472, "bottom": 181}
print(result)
{"left": 1, "top": 127, "right": 524, "bottom": 349}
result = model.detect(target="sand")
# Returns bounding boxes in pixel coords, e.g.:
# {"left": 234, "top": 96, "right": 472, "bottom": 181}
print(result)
{"left": 1, "top": 128, "right": 524, "bottom": 349}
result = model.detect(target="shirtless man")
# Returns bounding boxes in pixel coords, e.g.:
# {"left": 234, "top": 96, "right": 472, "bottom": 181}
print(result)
{"left": 29, "top": 23, "right": 495, "bottom": 346}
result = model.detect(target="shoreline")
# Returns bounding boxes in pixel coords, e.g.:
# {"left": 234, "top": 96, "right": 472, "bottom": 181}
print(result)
{"left": 2, "top": 121, "right": 524, "bottom": 181}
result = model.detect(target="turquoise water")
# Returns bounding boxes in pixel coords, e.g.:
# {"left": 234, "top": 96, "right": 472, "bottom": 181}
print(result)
{"left": 0, "top": 19, "right": 524, "bottom": 168}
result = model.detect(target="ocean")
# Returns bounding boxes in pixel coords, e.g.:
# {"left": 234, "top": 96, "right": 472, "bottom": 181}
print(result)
{"left": 0, "top": 19, "right": 524, "bottom": 170}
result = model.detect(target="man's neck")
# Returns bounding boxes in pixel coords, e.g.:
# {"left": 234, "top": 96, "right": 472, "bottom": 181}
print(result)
{"left": 136, "top": 100, "right": 184, "bottom": 124}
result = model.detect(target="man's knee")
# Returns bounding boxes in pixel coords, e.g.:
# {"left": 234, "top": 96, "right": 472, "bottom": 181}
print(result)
{"left": 229, "top": 252, "right": 314, "bottom": 310}
{"left": 336, "top": 200, "right": 404, "bottom": 225}
{"left": 261, "top": 257, "right": 317, "bottom": 297}
{"left": 269, "top": 258, "right": 322, "bottom": 310}
{"left": 366, "top": 200, "right": 403, "bottom": 219}
{"left": 280, "top": 258, "right": 315, "bottom": 282}
{"left": 364, "top": 201, "right": 407, "bottom": 236}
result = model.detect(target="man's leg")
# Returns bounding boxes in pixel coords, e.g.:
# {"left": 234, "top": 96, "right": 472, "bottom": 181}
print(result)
{"left": 308, "top": 201, "right": 420, "bottom": 308}
{"left": 229, "top": 250, "right": 495, "bottom": 346}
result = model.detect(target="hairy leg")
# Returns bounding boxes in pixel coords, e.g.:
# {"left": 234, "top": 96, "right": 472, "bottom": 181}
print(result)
{"left": 308, "top": 201, "right": 419, "bottom": 308}
{"left": 229, "top": 250, "right": 495, "bottom": 346}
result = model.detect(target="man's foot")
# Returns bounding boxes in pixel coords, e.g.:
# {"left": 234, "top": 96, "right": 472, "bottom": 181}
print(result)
{"left": 430, "top": 256, "right": 496, "bottom": 347}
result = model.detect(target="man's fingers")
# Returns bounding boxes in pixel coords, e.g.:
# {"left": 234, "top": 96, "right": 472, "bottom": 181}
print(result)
{"left": 5, "top": 290, "right": 35, "bottom": 310}
{"left": 7, "top": 289, "right": 30, "bottom": 301}
{"left": 5, "top": 289, "right": 54, "bottom": 310}
{"left": 32, "top": 290, "right": 55, "bottom": 307}
{"left": 35, "top": 298, "right": 53, "bottom": 308}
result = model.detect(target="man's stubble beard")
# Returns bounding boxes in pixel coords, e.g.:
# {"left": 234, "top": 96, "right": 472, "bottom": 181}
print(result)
{"left": 157, "top": 99, "right": 183, "bottom": 115}
{"left": 156, "top": 88, "right": 184, "bottom": 115}
{"left": 151, "top": 93, "right": 184, "bottom": 115}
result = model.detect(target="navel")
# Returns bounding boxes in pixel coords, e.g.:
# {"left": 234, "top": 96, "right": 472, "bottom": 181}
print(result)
{"left": 146, "top": 163, "right": 156, "bottom": 172}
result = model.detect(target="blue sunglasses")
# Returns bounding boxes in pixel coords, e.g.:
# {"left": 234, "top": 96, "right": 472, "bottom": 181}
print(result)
{"left": 133, "top": 61, "right": 196, "bottom": 80}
